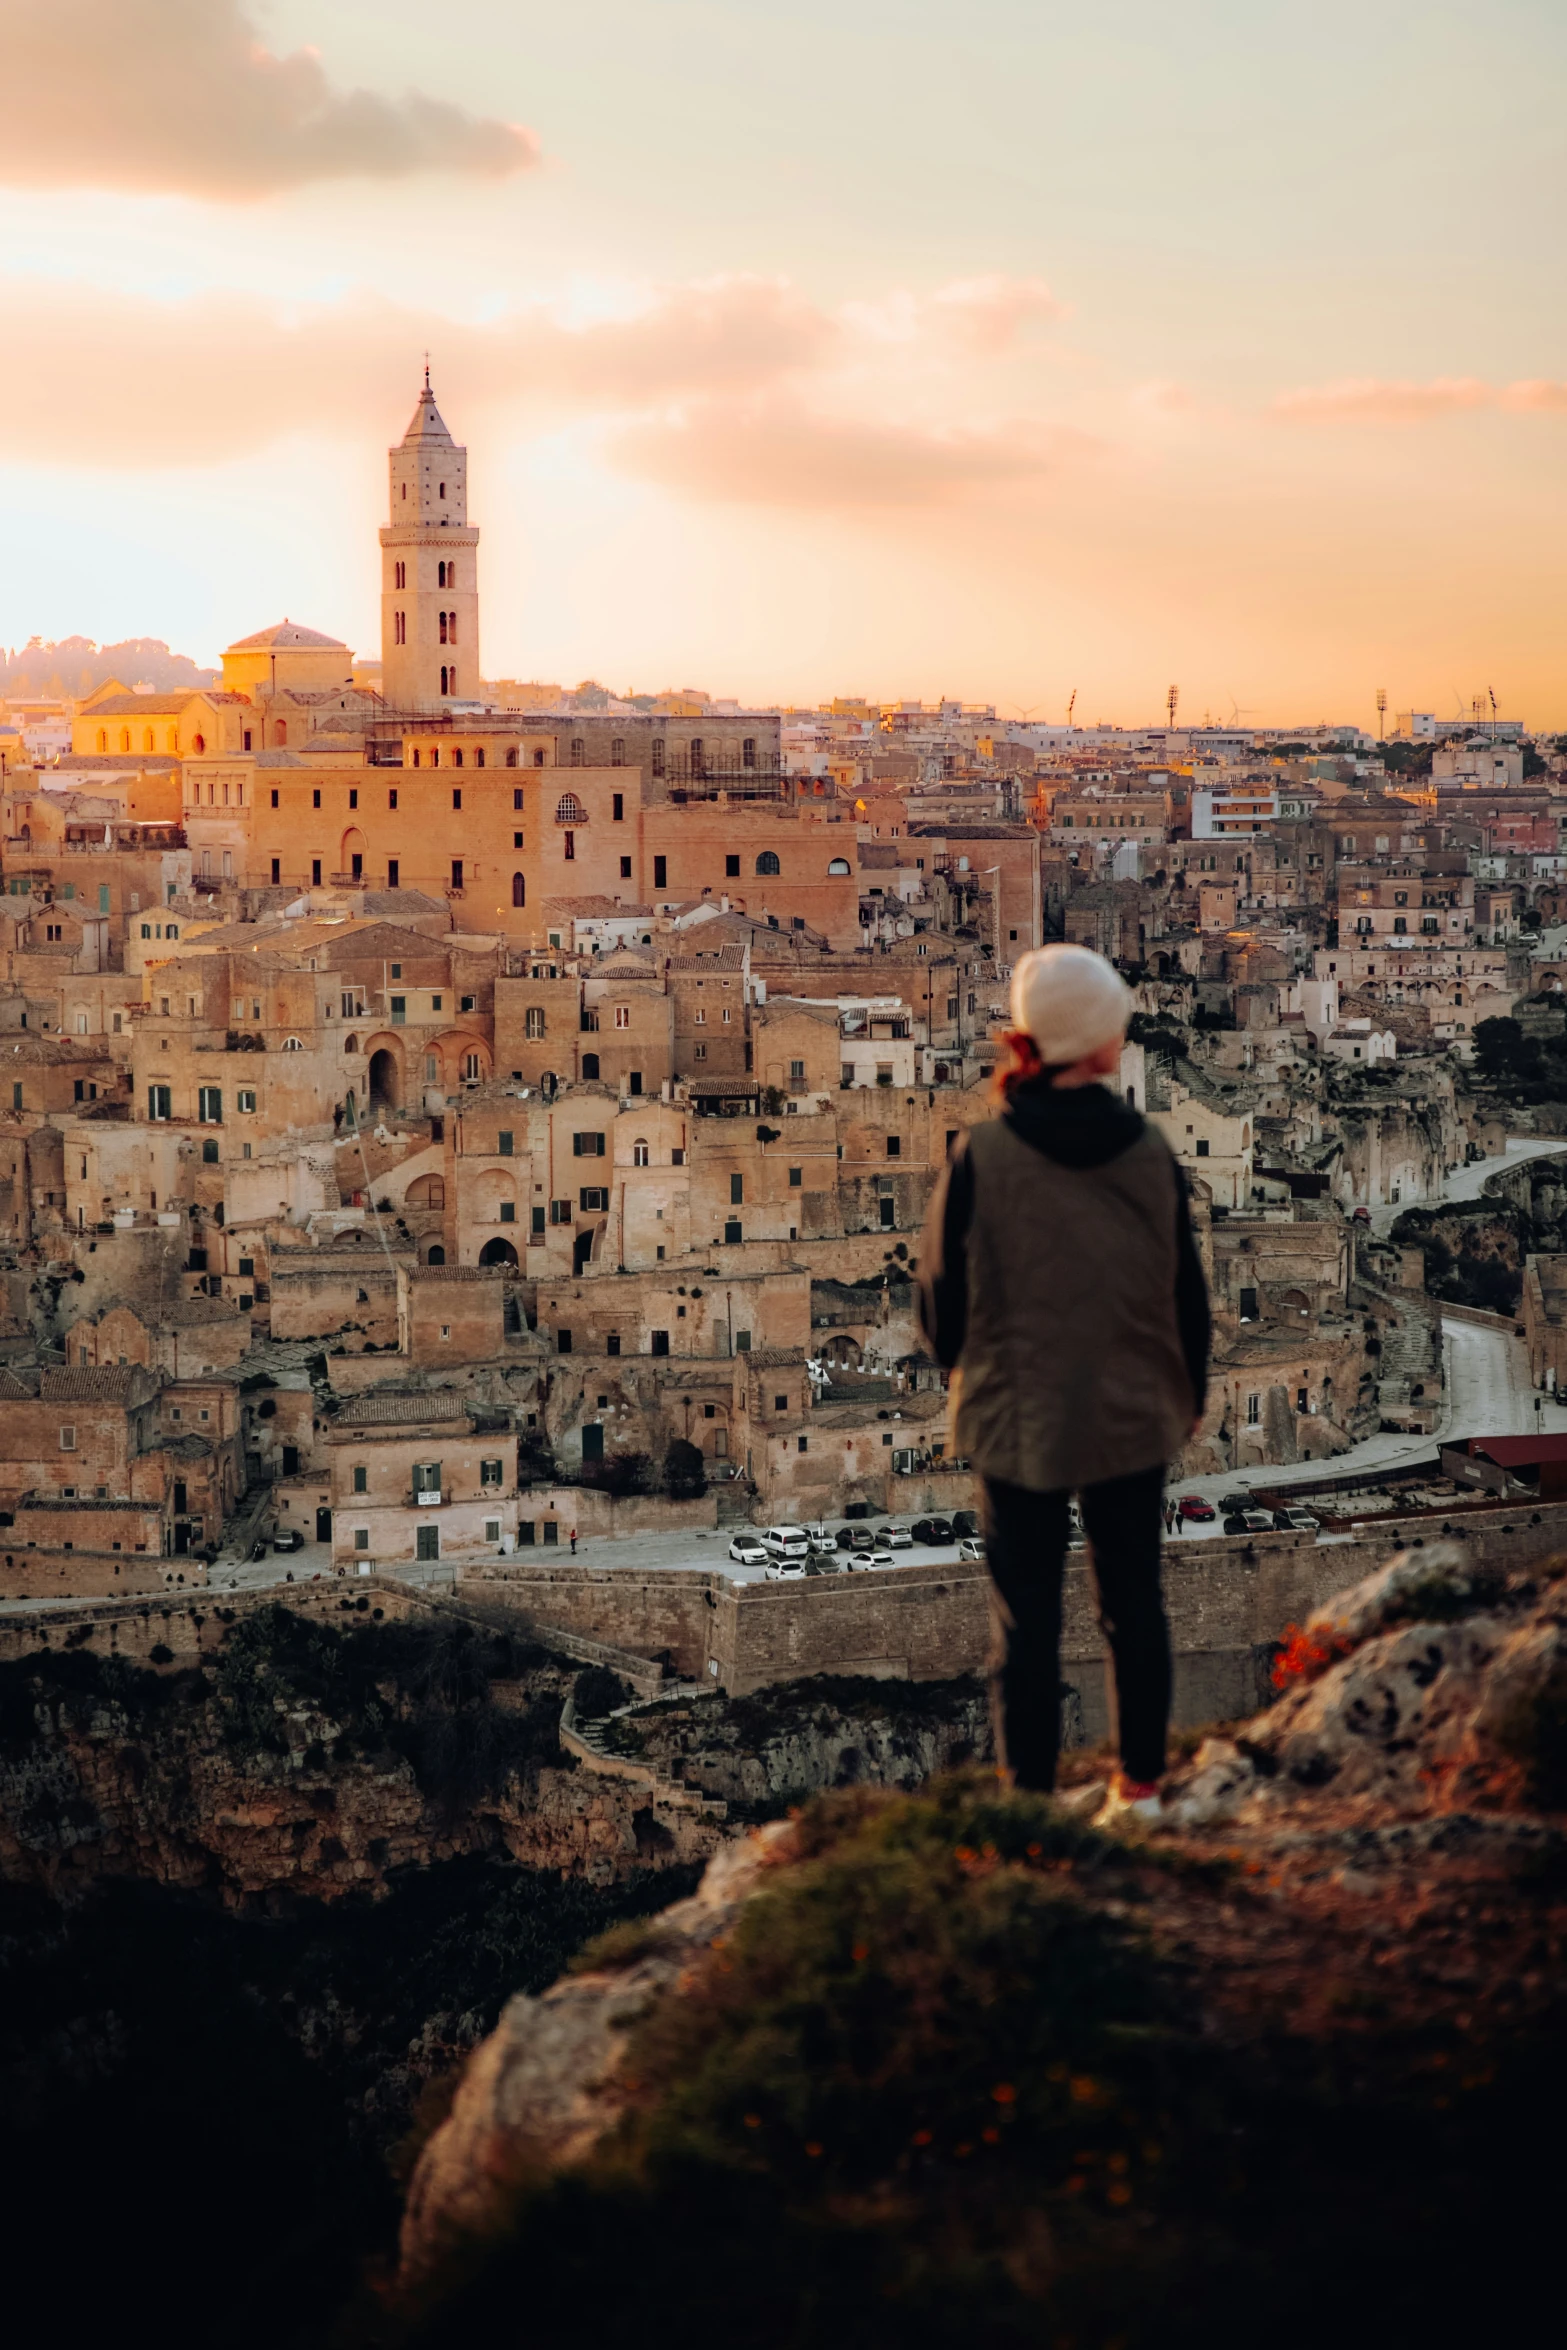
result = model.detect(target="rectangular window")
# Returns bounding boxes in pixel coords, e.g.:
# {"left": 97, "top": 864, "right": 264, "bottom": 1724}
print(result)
{"left": 313, "top": 789, "right": 321, "bottom": 808}
{"left": 789, "top": 1059, "right": 805, "bottom": 1084}
{"left": 390, "top": 996, "right": 406, "bottom": 1024}
{"left": 59, "top": 1425, "right": 76, "bottom": 1452}
{"left": 412, "top": 1461, "right": 441, "bottom": 1494}
{"left": 671, "top": 1147, "right": 685, "bottom": 1166}
{"left": 387, "top": 860, "right": 399, "bottom": 888}
{"left": 579, "top": 1186, "right": 608, "bottom": 1211}
{"left": 653, "top": 855, "right": 667, "bottom": 890}
{"left": 416, "top": 1525, "right": 439, "bottom": 1561}
{"left": 270, "top": 789, "right": 279, "bottom": 809}
{"left": 573, "top": 1132, "right": 606, "bottom": 1157}
{"left": 147, "top": 1084, "right": 171, "bottom": 1121}
{"left": 484, "top": 1520, "right": 501, "bottom": 1545}
{"left": 612, "top": 793, "right": 624, "bottom": 821}
{"left": 452, "top": 790, "right": 462, "bottom": 811}
{"left": 542, "top": 1520, "right": 558, "bottom": 1545}
{"left": 352, "top": 1465, "right": 368, "bottom": 1493}
{"left": 725, "top": 854, "right": 740, "bottom": 878}
{"left": 886, "top": 1136, "right": 900, "bottom": 1157}
{"left": 348, "top": 788, "right": 358, "bottom": 810}
{"left": 451, "top": 859, "right": 463, "bottom": 890}
{"left": 724, "top": 1219, "right": 742, "bottom": 1243}
{"left": 531, "top": 1204, "right": 546, "bottom": 1235}
{"left": 514, "top": 788, "right": 524, "bottom": 810}
{"left": 198, "top": 1086, "right": 222, "bottom": 1124}
{"left": 312, "top": 859, "right": 322, "bottom": 887}
{"left": 650, "top": 1330, "right": 670, "bottom": 1356}
{"left": 735, "top": 1330, "right": 751, "bottom": 1352}
{"left": 1246, "top": 1393, "right": 1260, "bottom": 1425}
{"left": 1195, "top": 1138, "right": 1211, "bottom": 1158}
{"left": 789, "top": 1166, "right": 802, "bottom": 1186}
{"left": 498, "top": 1130, "right": 513, "bottom": 1155}
{"left": 557, "top": 1329, "right": 572, "bottom": 1353}
{"left": 481, "top": 1459, "right": 503, "bottom": 1487}
{"left": 879, "top": 1197, "right": 896, "bottom": 1228}
{"left": 389, "top": 789, "right": 398, "bottom": 809}
{"left": 237, "top": 1089, "right": 257, "bottom": 1114}
{"left": 606, "top": 1332, "right": 621, "bottom": 1355}
{"left": 354, "top": 1528, "right": 370, "bottom": 1551}
{"left": 550, "top": 1198, "right": 572, "bottom": 1223}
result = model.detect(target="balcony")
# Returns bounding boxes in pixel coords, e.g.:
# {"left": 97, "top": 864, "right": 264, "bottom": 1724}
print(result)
{"left": 411, "top": 1489, "right": 443, "bottom": 1507}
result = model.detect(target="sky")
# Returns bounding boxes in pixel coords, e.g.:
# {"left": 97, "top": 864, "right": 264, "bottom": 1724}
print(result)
{"left": 1, "top": 0, "right": 1564, "bottom": 725}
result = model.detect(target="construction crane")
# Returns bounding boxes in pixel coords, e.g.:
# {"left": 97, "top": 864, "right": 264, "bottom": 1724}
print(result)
{"left": 1376, "top": 687, "right": 1387, "bottom": 741}
{"left": 1488, "top": 686, "right": 1498, "bottom": 738}
{"left": 1065, "top": 688, "right": 1077, "bottom": 728}
{"left": 1167, "top": 684, "right": 1179, "bottom": 729}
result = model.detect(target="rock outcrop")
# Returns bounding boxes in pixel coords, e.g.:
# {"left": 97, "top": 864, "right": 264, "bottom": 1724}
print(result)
{"left": 395, "top": 1545, "right": 1567, "bottom": 2343}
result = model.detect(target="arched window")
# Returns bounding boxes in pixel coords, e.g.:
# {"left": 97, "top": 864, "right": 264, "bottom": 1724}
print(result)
{"left": 411, "top": 747, "right": 420, "bottom": 767}
{"left": 282, "top": 1036, "right": 303, "bottom": 1052}
{"left": 273, "top": 721, "right": 287, "bottom": 747}
{"left": 827, "top": 857, "right": 851, "bottom": 875}
{"left": 525, "top": 1005, "right": 545, "bottom": 1038}
{"left": 192, "top": 733, "right": 204, "bottom": 754}
{"left": 582, "top": 1052, "right": 600, "bottom": 1080}
{"left": 441, "top": 666, "right": 452, "bottom": 696}
{"left": 437, "top": 561, "right": 447, "bottom": 588}
{"left": 452, "top": 747, "right": 463, "bottom": 768}
{"left": 633, "top": 1139, "right": 649, "bottom": 1167}
{"left": 344, "top": 1035, "right": 359, "bottom": 1054}
{"left": 430, "top": 746, "right": 440, "bottom": 766}
{"left": 474, "top": 747, "right": 485, "bottom": 768}
{"left": 97, "top": 731, "right": 107, "bottom": 752}
{"left": 690, "top": 737, "right": 705, "bottom": 776}
{"left": 756, "top": 851, "right": 781, "bottom": 876}
{"left": 144, "top": 729, "right": 155, "bottom": 753}
{"left": 505, "top": 748, "right": 518, "bottom": 768}
{"left": 119, "top": 729, "right": 130, "bottom": 752}
{"left": 555, "top": 792, "right": 587, "bottom": 824}
{"left": 611, "top": 738, "right": 625, "bottom": 766}
{"left": 439, "top": 612, "right": 448, "bottom": 644}
{"left": 512, "top": 873, "right": 526, "bottom": 908}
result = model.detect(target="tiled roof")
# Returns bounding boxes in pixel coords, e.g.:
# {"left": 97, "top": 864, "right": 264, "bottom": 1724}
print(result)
{"left": 39, "top": 1366, "right": 142, "bottom": 1402}
{"left": 406, "top": 1263, "right": 501, "bottom": 1283}
{"left": 226, "top": 621, "right": 348, "bottom": 652}
{"left": 334, "top": 1391, "right": 472, "bottom": 1425}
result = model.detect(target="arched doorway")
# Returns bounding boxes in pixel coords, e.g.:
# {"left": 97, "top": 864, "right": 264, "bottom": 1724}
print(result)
{"left": 479, "top": 1237, "right": 518, "bottom": 1268}
{"left": 368, "top": 1049, "right": 398, "bottom": 1110}
{"left": 573, "top": 1229, "right": 595, "bottom": 1273}
{"left": 425, "top": 1243, "right": 446, "bottom": 1265}
{"left": 341, "top": 827, "right": 366, "bottom": 882}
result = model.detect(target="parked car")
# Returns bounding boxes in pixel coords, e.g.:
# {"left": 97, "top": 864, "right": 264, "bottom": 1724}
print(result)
{"left": 272, "top": 1528, "right": 305, "bottom": 1553}
{"left": 924, "top": 1516, "right": 955, "bottom": 1545}
{"left": 957, "top": 1536, "right": 986, "bottom": 1563}
{"left": 874, "top": 1522, "right": 913, "bottom": 1549}
{"left": 761, "top": 1525, "right": 811, "bottom": 1561}
{"left": 909, "top": 1518, "right": 936, "bottom": 1545}
{"left": 765, "top": 1558, "right": 809, "bottom": 1581}
{"left": 801, "top": 1522, "right": 834, "bottom": 1545}
{"left": 804, "top": 1557, "right": 841, "bottom": 1577}
{"left": 864, "top": 1546, "right": 897, "bottom": 1569}
{"left": 1273, "top": 1507, "right": 1319, "bottom": 1532}
{"left": 728, "top": 1535, "right": 769, "bottom": 1565}
{"left": 1178, "top": 1494, "right": 1216, "bottom": 1523}
{"left": 1217, "top": 1491, "right": 1254, "bottom": 1515}
{"left": 1232, "top": 1509, "right": 1274, "bottom": 1534}
{"left": 846, "top": 1527, "right": 878, "bottom": 1553}
{"left": 951, "top": 1509, "right": 980, "bottom": 1538}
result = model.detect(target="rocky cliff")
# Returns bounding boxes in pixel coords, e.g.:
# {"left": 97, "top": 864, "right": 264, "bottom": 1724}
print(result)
{"left": 393, "top": 1541, "right": 1567, "bottom": 2349}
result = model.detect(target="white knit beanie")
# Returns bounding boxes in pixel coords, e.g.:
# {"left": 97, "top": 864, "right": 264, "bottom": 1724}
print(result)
{"left": 1009, "top": 944, "right": 1132, "bottom": 1065}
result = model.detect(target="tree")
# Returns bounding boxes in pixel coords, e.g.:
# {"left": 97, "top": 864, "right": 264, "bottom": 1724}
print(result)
{"left": 1473, "top": 1016, "right": 1531, "bottom": 1083}
{"left": 664, "top": 1439, "right": 707, "bottom": 1501}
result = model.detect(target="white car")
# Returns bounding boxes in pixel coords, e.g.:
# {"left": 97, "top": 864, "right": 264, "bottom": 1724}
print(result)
{"left": 765, "top": 1558, "right": 809, "bottom": 1581}
{"left": 728, "top": 1536, "right": 769, "bottom": 1566}
{"left": 864, "top": 1547, "right": 897, "bottom": 1569}
{"left": 878, "top": 1525, "right": 913, "bottom": 1549}
{"left": 761, "top": 1525, "right": 811, "bottom": 1561}
{"left": 957, "top": 1536, "right": 986, "bottom": 1564}
{"left": 801, "top": 1521, "right": 834, "bottom": 1545}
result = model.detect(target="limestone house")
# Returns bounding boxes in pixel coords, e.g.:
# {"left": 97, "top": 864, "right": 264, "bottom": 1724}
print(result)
{"left": 328, "top": 1391, "right": 516, "bottom": 1573}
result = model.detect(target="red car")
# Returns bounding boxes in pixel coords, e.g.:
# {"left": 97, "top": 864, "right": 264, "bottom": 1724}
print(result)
{"left": 1178, "top": 1494, "right": 1216, "bottom": 1523}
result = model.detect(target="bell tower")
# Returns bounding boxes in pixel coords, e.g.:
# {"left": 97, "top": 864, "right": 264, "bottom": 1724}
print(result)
{"left": 379, "top": 369, "right": 481, "bottom": 710}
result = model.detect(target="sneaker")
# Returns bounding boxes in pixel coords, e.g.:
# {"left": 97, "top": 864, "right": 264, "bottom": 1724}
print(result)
{"left": 1095, "top": 1774, "right": 1164, "bottom": 1827}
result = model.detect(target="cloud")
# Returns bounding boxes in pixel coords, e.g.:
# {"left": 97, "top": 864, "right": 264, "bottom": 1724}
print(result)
{"left": 842, "top": 274, "right": 1065, "bottom": 352}
{"left": 0, "top": 0, "right": 536, "bottom": 197}
{"left": 0, "top": 275, "right": 832, "bottom": 466}
{"left": 1273, "top": 375, "right": 1567, "bottom": 423}
{"left": 610, "top": 398, "right": 1085, "bottom": 508}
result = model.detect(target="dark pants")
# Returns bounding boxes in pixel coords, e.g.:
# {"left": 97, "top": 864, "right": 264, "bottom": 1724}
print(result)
{"left": 981, "top": 1465, "right": 1172, "bottom": 1791}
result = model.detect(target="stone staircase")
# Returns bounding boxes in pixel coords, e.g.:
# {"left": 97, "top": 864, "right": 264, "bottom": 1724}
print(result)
{"left": 561, "top": 1690, "right": 728, "bottom": 1821}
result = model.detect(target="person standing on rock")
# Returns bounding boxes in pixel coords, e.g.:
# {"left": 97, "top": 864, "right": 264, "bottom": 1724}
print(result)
{"left": 917, "top": 944, "right": 1210, "bottom": 1824}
